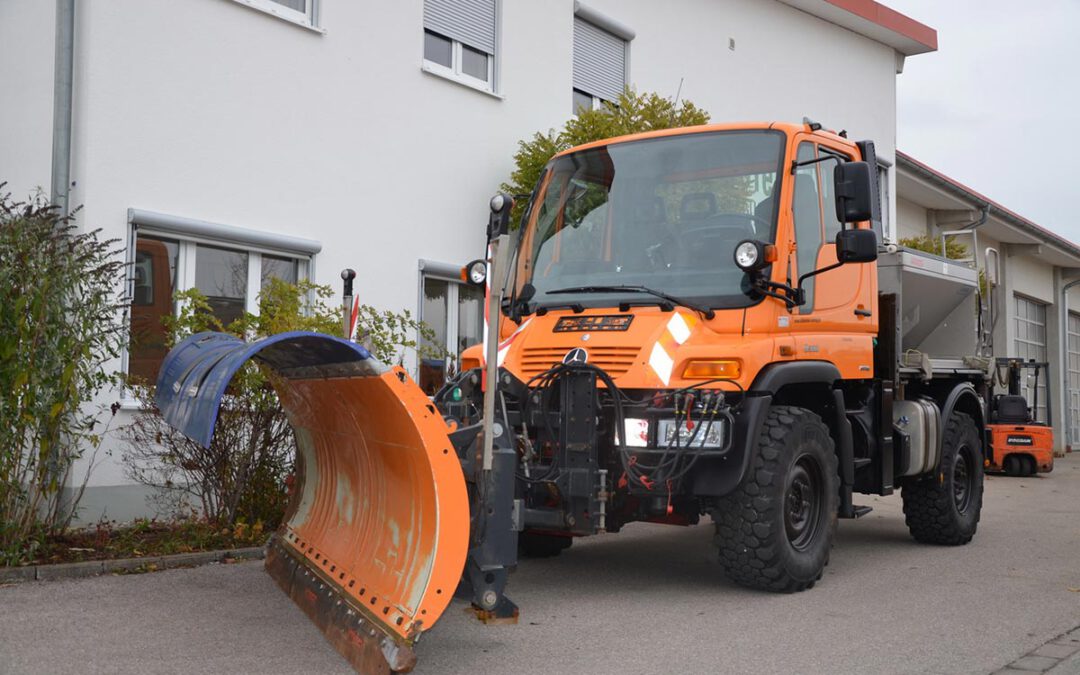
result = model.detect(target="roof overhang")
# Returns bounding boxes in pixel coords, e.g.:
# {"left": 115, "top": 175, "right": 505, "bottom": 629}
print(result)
{"left": 776, "top": 0, "right": 937, "bottom": 56}
{"left": 897, "top": 151, "right": 1080, "bottom": 268}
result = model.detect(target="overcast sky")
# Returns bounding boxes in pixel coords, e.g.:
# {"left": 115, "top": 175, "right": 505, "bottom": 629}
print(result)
{"left": 883, "top": 0, "right": 1080, "bottom": 243}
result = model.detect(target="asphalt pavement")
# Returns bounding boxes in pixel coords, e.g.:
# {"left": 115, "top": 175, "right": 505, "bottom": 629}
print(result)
{"left": 2, "top": 456, "right": 1079, "bottom": 675}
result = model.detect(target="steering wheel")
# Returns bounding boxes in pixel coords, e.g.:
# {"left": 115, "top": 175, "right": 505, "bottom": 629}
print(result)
{"left": 681, "top": 213, "right": 770, "bottom": 240}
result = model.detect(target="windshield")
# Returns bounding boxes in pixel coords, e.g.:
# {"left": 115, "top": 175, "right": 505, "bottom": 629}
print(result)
{"left": 514, "top": 130, "right": 784, "bottom": 312}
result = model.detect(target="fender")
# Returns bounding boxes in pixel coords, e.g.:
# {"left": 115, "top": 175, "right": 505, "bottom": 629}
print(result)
{"left": 750, "top": 360, "right": 842, "bottom": 395}
{"left": 693, "top": 361, "right": 843, "bottom": 497}
{"left": 937, "top": 381, "right": 986, "bottom": 471}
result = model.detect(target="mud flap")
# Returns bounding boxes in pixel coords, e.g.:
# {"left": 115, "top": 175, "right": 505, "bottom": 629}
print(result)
{"left": 156, "top": 331, "right": 469, "bottom": 673}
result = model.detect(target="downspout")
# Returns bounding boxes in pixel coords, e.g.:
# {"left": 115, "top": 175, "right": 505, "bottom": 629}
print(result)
{"left": 1061, "top": 276, "right": 1080, "bottom": 451}
{"left": 50, "top": 0, "right": 75, "bottom": 217}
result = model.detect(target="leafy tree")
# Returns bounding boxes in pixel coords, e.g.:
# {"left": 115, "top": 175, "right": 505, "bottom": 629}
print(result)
{"left": 500, "top": 88, "right": 711, "bottom": 222}
{"left": 0, "top": 188, "right": 126, "bottom": 564}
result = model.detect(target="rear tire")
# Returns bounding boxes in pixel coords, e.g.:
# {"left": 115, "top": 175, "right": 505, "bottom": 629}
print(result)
{"left": 711, "top": 405, "right": 838, "bottom": 593}
{"left": 902, "top": 411, "right": 983, "bottom": 545}
{"left": 1004, "top": 454, "right": 1021, "bottom": 476}
{"left": 518, "top": 531, "right": 572, "bottom": 558}
{"left": 1023, "top": 455, "right": 1037, "bottom": 476}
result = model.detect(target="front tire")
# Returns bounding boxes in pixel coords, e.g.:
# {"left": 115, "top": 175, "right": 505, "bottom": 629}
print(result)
{"left": 901, "top": 411, "right": 983, "bottom": 545}
{"left": 711, "top": 405, "right": 838, "bottom": 593}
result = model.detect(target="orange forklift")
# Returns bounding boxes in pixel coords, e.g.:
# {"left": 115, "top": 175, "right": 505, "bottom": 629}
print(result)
{"left": 987, "top": 358, "right": 1054, "bottom": 476}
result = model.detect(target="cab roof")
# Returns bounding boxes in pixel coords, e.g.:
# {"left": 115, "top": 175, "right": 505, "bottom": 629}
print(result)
{"left": 554, "top": 121, "right": 857, "bottom": 159}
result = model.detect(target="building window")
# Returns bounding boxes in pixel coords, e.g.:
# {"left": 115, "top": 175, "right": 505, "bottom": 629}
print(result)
{"left": 572, "top": 10, "right": 631, "bottom": 114}
{"left": 127, "top": 230, "right": 310, "bottom": 386}
{"left": 232, "top": 0, "right": 320, "bottom": 29}
{"left": 418, "top": 266, "right": 485, "bottom": 394}
{"left": 423, "top": 0, "right": 497, "bottom": 93}
{"left": 1014, "top": 294, "right": 1049, "bottom": 423}
{"left": 1067, "top": 312, "right": 1080, "bottom": 444}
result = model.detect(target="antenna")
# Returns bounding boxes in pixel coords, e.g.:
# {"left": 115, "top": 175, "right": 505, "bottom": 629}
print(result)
{"left": 670, "top": 77, "right": 685, "bottom": 124}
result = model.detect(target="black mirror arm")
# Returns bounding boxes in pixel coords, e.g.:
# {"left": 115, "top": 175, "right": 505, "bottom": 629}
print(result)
{"left": 796, "top": 260, "right": 844, "bottom": 293}
{"left": 753, "top": 276, "right": 804, "bottom": 309}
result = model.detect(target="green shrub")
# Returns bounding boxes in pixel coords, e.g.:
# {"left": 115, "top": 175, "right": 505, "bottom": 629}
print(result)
{"left": 0, "top": 188, "right": 126, "bottom": 565}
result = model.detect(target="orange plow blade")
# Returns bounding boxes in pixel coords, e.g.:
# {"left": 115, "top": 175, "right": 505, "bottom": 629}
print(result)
{"left": 155, "top": 332, "right": 470, "bottom": 673}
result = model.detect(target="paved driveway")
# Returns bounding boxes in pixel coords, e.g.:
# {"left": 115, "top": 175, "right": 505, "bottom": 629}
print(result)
{"left": 3, "top": 457, "right": 1080, "bottom": 674}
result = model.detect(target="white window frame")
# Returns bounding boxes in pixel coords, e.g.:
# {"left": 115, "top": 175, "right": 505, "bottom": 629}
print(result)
{"left": 422, "top": 29, "right": 499, "bottom": 96}
{"left": 230, "top": 0, "right": 324, "bottom": 33}
{"left": 122, "top": 211, "right": 318, "bottom": 407}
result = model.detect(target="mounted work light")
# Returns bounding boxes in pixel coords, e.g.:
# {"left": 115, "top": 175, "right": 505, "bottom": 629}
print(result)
{"left": 733, "top": 239, "right": 775, "bottom": 272}
{"left": 462, "top": 259, "right": 487, "bottom": 286}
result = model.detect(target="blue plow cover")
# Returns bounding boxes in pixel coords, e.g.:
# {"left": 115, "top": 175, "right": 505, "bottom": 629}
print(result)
{"left": 154, "top": 331, "right": 377, "bottom": 448}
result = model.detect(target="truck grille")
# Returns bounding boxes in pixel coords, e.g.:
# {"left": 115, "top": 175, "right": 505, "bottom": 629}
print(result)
{"left": 518, "top": 346, "right": 640, "bottom": 379}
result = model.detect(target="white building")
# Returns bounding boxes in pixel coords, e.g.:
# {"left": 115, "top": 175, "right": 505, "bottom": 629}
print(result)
{"left": 896, "top": 153, "right": 1080, "bottom": 453}
{"left": 1, "top": 0, "right": 940, "bottom": 520}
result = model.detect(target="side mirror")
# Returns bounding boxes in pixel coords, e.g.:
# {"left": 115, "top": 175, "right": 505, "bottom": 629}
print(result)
{"left": 487, "top": 193, "right": 514, "bottom": 242}
{"left": 833, "top": 161, "right": 874, "bottom": 223}
{"left": 836, "top": 228, "right": 878, "bottom": 263}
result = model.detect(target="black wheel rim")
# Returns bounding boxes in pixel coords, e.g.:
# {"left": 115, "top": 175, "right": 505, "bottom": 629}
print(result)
{"left": 953, "top": 445, "right": 974, "bottom": 513}
{"left": 785, "top": 454, "right": 824, "bottom": 551}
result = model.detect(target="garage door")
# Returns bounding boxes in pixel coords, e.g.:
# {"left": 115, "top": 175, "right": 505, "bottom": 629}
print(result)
{"left": 1068, "top": 312, "right": 1080, "bottom": 444}
{"left": 1014, "top": 295, "right": 1048, "bottom": 423}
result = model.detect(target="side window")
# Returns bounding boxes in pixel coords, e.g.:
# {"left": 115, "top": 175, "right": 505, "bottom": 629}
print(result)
{"left": 792, "top": 143, "right": 823, "bottom": 311}
{"left": 817, "top": 151, "right": 845, "bottom": 241}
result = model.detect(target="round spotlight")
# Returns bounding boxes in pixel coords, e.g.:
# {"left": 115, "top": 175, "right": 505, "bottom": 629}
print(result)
{"left": 490, "top": 194, "right": 506, "bottom": 213}
{"left": 465, "top": 259, "right": 487, "bottom": 286}
{"left": 734, "top": 240, "right": 761, "bottom": 270}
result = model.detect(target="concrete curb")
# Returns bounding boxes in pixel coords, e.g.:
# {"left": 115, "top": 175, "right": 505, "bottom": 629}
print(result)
{"left": 0, "top": 546, "right": 265, "bottom": 585}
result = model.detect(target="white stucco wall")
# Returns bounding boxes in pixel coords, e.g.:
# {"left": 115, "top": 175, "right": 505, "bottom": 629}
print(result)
{"left": 0, "top": 0, "right": 56, "bottom": 200}
{"left": 0, "top": 0, "right": 905, "bottom": 518}
{"left": 895, "top": 196, "right": 927, "bottom": 240}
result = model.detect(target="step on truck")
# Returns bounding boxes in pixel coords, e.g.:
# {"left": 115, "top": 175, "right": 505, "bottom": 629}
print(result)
{"left": 155, "top": 121, "right": 992, "bottom": 673}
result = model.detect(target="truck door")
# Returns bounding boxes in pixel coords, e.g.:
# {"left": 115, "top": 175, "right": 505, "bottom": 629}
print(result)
{"left": 789, "top": 139, "right": 875, "bottom": 373}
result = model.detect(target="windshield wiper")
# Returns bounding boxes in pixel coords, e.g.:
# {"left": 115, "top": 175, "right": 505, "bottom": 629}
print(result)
{"left": 546, "top": 285, "right": 716, "bottom": 320}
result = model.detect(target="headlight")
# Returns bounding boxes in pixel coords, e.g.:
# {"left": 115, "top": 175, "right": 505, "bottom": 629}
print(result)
{"left": 623, "top": 418, "right": 649, "bottom": 447}
{"left": 733, "top": 239, "right": 775, "bottom": 272}
{"left": 657, "top": 418, "right": 725, "bottom": 449}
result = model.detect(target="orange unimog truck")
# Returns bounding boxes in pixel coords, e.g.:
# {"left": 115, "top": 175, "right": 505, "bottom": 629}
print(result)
{"left": 156, "top": 121, "right": 992, "bottom": 673}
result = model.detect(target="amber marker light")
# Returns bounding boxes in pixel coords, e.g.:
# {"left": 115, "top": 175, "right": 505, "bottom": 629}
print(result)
{"left": 682, "top": 359, "right": 741, "bottom": 379}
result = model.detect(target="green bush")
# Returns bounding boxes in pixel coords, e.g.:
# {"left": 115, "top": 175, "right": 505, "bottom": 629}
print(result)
{"left": 500, "top": 88, "right": 711, "bottom": 223}
{"left": 0, "top": 188, "right": 126, "bottom": 565}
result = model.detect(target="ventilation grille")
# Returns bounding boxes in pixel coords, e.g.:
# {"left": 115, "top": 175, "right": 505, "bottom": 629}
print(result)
{"left": 518, "top": 346, "right": 640, "bottom": 379}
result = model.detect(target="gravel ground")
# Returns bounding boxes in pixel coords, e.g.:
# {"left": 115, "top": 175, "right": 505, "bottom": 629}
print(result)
{"left": 2, "top": 455, "right": 1079, "bottom": 675}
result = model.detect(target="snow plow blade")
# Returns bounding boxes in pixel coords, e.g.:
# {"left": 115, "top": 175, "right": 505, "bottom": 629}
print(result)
{"left": 155, "top": 331, "right": 470, "bottom": 673}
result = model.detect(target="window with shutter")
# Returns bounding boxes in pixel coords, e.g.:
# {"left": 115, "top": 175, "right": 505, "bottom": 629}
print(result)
{"left": 572, "top": 14, "right": 628, "bottom": 113}
{"left": 423, "top": 0, "right": 498, "bottom": 93}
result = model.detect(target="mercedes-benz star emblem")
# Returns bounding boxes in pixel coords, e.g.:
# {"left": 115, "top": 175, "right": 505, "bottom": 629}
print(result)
{"left": 562, "top": 347, "right": 588, "bottom": 365}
